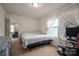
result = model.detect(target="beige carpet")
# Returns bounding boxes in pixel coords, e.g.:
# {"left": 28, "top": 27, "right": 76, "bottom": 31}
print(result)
{"left": 11, "top": 38, "right": 59, "bottom": 56}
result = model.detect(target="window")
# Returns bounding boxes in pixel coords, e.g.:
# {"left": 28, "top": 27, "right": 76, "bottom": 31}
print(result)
{"left": 47, "top": 18, "right": 58, "bottom": 37}
{"left": 10, "top": 25, "right": 15, "bottom": 33}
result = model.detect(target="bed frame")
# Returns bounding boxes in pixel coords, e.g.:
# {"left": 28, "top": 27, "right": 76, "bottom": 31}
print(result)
{"left": 27, "top": 40, "right": 52, "bottom": 51}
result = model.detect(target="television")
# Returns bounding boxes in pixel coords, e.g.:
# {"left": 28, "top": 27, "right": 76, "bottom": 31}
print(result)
{"left": 66, "top": 27, "right": 78, "bottom": 38}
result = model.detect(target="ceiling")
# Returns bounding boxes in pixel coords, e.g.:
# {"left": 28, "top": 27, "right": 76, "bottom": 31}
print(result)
{"left": 1, "top": 3, "right": 69, "bottom": 19}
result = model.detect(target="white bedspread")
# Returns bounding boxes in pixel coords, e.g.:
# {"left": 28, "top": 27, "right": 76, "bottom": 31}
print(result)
{"left": 21, "top": 33, "right": 51, "bottom": 48}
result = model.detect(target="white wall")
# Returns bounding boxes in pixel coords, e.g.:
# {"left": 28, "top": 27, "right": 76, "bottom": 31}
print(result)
{"left": 74, "top": 4, "right": 79, "bottom": 25}
{"left": 0, "top": 5, "right": 6, "bottom": 36}
{"left": 40, "top": 17, "right": 48, "bottom": 34}
{"left": 10, "top": 15, "right": 40, "bottom": 34}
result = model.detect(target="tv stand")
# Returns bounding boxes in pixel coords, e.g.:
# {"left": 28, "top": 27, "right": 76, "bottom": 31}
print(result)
{"left": 67, "top": 38, "right": 76, "bottom": 41}
{"left": 60, "top": 38, "right": 75, "bottom": 47}
{"left": 57, "top": 37, "right": 76, "bottom": 56}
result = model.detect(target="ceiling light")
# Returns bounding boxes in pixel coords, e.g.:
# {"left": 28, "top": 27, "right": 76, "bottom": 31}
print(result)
{"left": 32, "top": 3, "right": 39, "bottom": 7}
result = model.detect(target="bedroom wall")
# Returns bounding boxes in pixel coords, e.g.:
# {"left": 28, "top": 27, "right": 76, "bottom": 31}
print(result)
{"left": 0, "top": 5, "right": 6, "bottom": 36}
{"left": 39, "top": 4, "right": 79, "bottom": 37}
{"left": 40, "top": 17, "right": 48, "bottom": 34}
{"left": 10, "top": 15, "right": 40, "bottom": 34}
{"left": 74, "top": 4, "right": 79, "bottom": 25}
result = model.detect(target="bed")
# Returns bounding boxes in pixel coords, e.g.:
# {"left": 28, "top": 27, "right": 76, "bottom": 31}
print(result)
{"left": 20, "top": 32, "right": 52, "bottom": 51}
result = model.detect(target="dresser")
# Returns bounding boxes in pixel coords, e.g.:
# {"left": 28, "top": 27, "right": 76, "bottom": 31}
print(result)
{"left": 0, "top": 36, "right": 10, "bottom": 56}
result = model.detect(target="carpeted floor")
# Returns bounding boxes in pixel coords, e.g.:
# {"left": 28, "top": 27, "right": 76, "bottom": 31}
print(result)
{"left": 11, "top": 38, "right": 59, "bottom": 56}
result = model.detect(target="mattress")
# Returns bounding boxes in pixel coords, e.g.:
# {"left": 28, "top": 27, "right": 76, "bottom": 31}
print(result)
{"left": 21, "top": 33, "right": 51, "bottom": 48}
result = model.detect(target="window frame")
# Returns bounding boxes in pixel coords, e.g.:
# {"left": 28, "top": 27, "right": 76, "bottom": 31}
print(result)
{"left": 47, "top": 18, "right": 59, "bottom": 37}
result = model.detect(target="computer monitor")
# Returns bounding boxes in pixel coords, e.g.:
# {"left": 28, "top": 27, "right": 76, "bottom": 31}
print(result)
{"left": 66, "top": 27, "right": 78, "bottom": 38}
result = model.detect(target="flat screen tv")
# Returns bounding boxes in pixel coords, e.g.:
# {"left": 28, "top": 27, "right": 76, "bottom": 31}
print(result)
{"left": 66, "top": 27, "right": 78, "bottom": 37}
